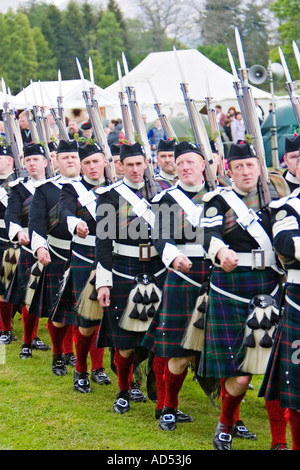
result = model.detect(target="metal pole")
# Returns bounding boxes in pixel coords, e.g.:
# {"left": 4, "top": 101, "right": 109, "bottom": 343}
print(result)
{"left": 268, "top": 60, "right": 279, "bottom": 169}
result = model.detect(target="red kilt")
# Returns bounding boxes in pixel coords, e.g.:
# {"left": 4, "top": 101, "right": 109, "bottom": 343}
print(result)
{"left": 142, "top": 257, "right": 210, "bottom": 358}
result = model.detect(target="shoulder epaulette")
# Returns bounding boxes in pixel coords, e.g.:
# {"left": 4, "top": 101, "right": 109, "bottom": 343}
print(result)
{"left": 269, "top": 187, "right": 300, "bottom": 209}
{"left": 8, "top": 177, "right": 24, "bottom": 187}
{"left": 95, "top": 180, "right": 123, "bottom": 195}
{"left": 202, "top": 186, "right": 231, "bottom": 202}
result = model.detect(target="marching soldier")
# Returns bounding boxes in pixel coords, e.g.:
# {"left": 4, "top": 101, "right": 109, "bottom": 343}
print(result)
{"left": 0, "top": 144, "right": 17, "bottom": 345}
{"left": 28, "top": 140, "right": 81, "bottom": 375}
{"left": 154, "top": 139, "right": 178, "bottom": 191}
{"left": 4, "top": 143, "right": 50, "bottom": 359}
{"left": 199, "top": 141, "right": 285, "bottom": 450}
{"left": 51, "top": 141, "right": 111, "bottom": 392}
{"left": 258, "top": 154, "right": 300, "bottom": 450}
{"left": 142, "top": 141, "right": 211, "bottom": 431}
{"left": 95, "top": 142, "right": 166, "bottom": 414}
{"left": 282, "top": 134, "right": 300, "bottom": 192}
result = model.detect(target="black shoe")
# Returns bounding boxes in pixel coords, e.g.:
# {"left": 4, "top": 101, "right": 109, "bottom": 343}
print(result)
{"left": 91, "top": 368, "right": 111, "bottom": 385}
{"left": 232, "top": 420, "right": 257, "bottom": 440}
{"left": 65, "top": 352, "right": 76, "bottom": 366}
{"left": 0, "top": 331, "right": 14, "bottom": 344}
{"left": 158, "top": 408, "right": 177, "bottom": 431}
{"left": 113, "top": 391, "right": 130, "bottom": 414}
{"left": 31, "top": 337, "right": 51, "bottom": 351}
{"left": 270, "top": 443, "right": 290, "bottom": 450}
{"left": 19, "top": 344, "right": 32, "bottom": 359}
{"left": 130, "top": 388, "right": 147, "bottom": 403}
{"left": 212, "top": 422, "right": 232, "bottom": 450}
{"left": 155, "top": 408, "right": 193, "bottom": 423}
{"left": 74, "top": 371, "right": 91, "bottom": 393}
{"left": 52, "top": 354, "right": 67, "bottom": 376}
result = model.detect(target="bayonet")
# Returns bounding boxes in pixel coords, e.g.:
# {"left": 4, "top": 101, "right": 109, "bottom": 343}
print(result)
{"left": 148, "top": 79, "right": 177, "bottom": 141}
{"left": 279, "top": 46, "right": 300, "bottom": 127}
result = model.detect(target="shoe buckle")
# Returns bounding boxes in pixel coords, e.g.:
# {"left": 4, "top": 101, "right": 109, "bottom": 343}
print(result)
{"left": 236, "top": 425, "right": 248, "bottom": 432}
{"left": 116, "top": 398, "right": 128, "bottom": 408}
{"left": 131, "top": 389, "right": 142, "bottom": 396}
{"left": 78, "top": 379, "right": 89, "bottom": 387}
{"left": 219, "top": 432, "right": 232, "bottom": 442}
{"left": 162, "top": 414, "right": 176, "bottom": 424}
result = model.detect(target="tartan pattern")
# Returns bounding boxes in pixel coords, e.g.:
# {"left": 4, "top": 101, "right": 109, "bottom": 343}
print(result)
{"left": 20, "top": 195, "right": 34, "bottom": 220}
{"left": 50, "top": 242, "right": 98, "bottom": 328}
{"left": 259, "top": 284, "right": 300, "bottom": 410}
{"left": 142, "top": 258, "right": 210, "bottom": 358}
{"left": 199, "top": 267, "right": 281, "bottom": 379}
{"left": 224, "top": 191, "right": 260, "bottom": 235}
{"left": 96, "top": 254, "right": 166, "bottom": 350}
{"left": 28, "top": 251, "right": 68, "bottom": 318}
{"left": 4, "top": 247, "right": 34, "bottom": 305}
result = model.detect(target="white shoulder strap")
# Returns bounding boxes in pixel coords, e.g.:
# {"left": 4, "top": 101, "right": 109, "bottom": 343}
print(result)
{"left": 71, "top": 181, "right": 96, "bottom": 220}
{"left": 114, "top": 183, "right": 155, "bottom": 228}
{"left": 167, "top": 187, "right": 203, "bottom": 227}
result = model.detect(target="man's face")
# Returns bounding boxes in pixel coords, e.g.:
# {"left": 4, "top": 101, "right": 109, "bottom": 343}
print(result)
{"left": 57, "top": 152, "right": 81, "bottom": 177}
{"left": 284, "top": 151, "right": 299, "bottom": 176}
{"left": 81, "top": 153, "right": 107, "bottom": 181}
{"left": 19, "top": 115, "right": 29, "bottom": 130}
{"left": 24, "top": 154, "right": 47, "bottom": 180}
{"left": 113, "top": 154, "right": 124, "bottom": 177}
{"left": 157, "top": 151, "right": 176, "bottom": 175}
{"left": 121, "top": 155, "right": 147, "bottom": 184}
{"left": 295, "top": 157, "right": 300, "bottom": 182}
{"left": 68, "top": 120, "right": 79, "bottom": 134}
{"left": 228, "top": 158, "right": 261, "bottom": 193}
{"left": 0, "top": 155, "right": 13, "bottom": 175}
{"left": 176, "top": 152, "right": 205, "bottom": 186}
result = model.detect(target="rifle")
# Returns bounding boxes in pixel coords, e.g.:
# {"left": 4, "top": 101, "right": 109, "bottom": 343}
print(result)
{"left": 1, "top": 78, "right": 27, "bottom": 177}
{"left": 121, "top": 53, "right": 157, "bottom": 199}
{"left": 30, "top": 80, "right": 54, "bottom": 178}
{"left": 279, "top": 46, "right": 300, "bottom": 128}
{"left": 234, "top": 27, "right": 271, "bottom": 206}
{"left": 76, "top": 57, "right": 116, "bottom": 184}
{"left": 204, "top": 76, "right": 226, "bottom": 176}
{"left": 117, "top": 61, "right": 135, "bottom": 143}
{"left": 147, "top": 79, "right": 178, "bottom": 141}
{"left": 174, "top": 46, "right": 217, "bottom": 191}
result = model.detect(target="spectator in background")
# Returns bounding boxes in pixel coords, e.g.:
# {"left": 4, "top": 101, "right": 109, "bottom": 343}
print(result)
{"left": 230, "top": 111, "right": 245, "bottom": 143}
{"left": 147, "top": 118, "right": 165, "bottom": 173}
{"left": 107, "top": 119, "right": 125, "bottom": 146}
{"left": 18, "top": 111, "right": 32, "bottom": 143}
{"left": 215, "top": 105, "right": 226, "bottom": 128}
{"left": 68, "top": 119, "right": 82, "bottom": 139}
{"left": 254, "top": 98, "right": 264, "bottom": 125}
{"left": 81, "top": 121, "right": 94, "bottom": 139}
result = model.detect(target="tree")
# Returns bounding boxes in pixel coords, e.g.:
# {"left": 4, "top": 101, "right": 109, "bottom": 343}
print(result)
{"left": 97, "top": 10, "right": 125, "bottom": 80}
{"left": 32, "top": 27, "right": 57, "bottom": 82}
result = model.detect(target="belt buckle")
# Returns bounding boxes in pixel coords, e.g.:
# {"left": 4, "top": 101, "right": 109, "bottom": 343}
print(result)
{"left": 252, "top": 249, "right": 265, "bottom": 270}
{"left": 139, "top": 244, "right": 151, "bottom": 261}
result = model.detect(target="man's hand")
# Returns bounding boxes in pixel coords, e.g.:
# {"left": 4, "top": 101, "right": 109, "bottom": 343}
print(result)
{"left": 37, "top": 247, "right": 51, "bottom": 266}
{"left": 217, "top": 247, "right": 239, "bottom": 272}
{"left": 97, "top": 286, "right": 110, "bottom": 307}
{"left": 171, "top": 255, "right": 192, "bottom": 273}
{"left": 76, "top": 221, "right": 89, "bottom": 238}
{"left": 17, "top": 230, "right": 30, "bottom": 246}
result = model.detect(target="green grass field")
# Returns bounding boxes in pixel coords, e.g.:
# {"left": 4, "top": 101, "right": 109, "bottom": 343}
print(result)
{"left": 0, "top": 314, "right": 291, "bottom": 451}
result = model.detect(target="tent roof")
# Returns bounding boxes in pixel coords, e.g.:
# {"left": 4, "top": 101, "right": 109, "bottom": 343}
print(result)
{"left": 106, "top": 49, "right": 272, "bottom": 109}
{"left": 13, "top": 79, "right": 118, "bottom": 110}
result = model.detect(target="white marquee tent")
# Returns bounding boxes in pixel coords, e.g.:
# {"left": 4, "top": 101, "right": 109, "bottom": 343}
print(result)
{"left": 106, "top": 49, "right": 273, "bottom": 121}
{"left": 13, "top": 79, "right": 119, "bottom": 118}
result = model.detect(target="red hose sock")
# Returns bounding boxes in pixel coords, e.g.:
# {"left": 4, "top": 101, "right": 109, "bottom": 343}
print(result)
{"left": 0, "top": 301, "right": 13, "bottom": 331}
{"left": 153, "top": 356, "right": 169, "bottom": 410}
{"left": 47, "top": 320, "right": 69, "bottom": 356}
{"left": 73, "top": 327, "right": 94, "bottom": 373}
{"left": 265, "top": 400, "right": 288, "bottom": 447}
{"left": 114, "top": 349, "right": 135, "bottom": 392}
{"left": 164, "top": 366, "right": 187, "bottom": 410}
{"left": 289, "top": 409, "right": 300, "bottom": 450}
{"left": 219, "top": 378, "right": 246, "bottom": 430}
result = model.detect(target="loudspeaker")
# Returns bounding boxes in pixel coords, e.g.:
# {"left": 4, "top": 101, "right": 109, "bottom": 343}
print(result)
{"left": 249, "top": 65, "right": 268, "bottom": 85}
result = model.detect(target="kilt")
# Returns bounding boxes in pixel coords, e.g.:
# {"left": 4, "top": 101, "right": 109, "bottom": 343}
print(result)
{"left": 142, "top": 257, "right": 210, "bottom": 358}
{"left": 4, "top": 246, "right": 34, "bottom": 306}
{"left": 259, "top": 283, "right": 300, "bottom": 410}
{"left": 50, "top": 241, "right": 99, "bottom": 328}
{"left": 96, "top": 254, "right": 166, "bottom": 350}
{"left": 28, "top": 249, "right": 69, "bottom": 318}
{"left": 199, "top": 266, "right": 281, "bottom": 379}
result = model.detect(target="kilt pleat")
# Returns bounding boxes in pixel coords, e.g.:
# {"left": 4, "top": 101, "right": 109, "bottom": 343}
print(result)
{"left": 259, "top": 284, "right": 300, "bottom": 410}
{"left": 142, "top": 258, "right": 210, "bottom": 358}
{"left": 50, "top": 242, "right": 99, "bottom": 328}
{"left": 96, "top": 254, "right": 166, "bottom": 350}
{"left": 4, "top": 247, "right": 34, "bottom": 305}
{"left": 199, "top": 267, "right": 281, "bottom": 379}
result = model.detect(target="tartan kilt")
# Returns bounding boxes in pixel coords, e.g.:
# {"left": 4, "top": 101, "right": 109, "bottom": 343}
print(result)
{"left": 96, "top": 254, "right": 166, "bottom": 350}
{"left": 28, "top": 251, "right": 69, "bottom": 318}
{"left": 199, "top": 267, "right": 281, "bottom": 379}
{"left": 259, "top": 284, "right": 300, "bottom": 410}
{"left": 4, "top": 246, "right": 34, "bottom": 305}
{"left": 142, "top": 258, "right": 211, "bottom": 358}
{"left": 0, "top": 239, "right": 8, "bottom": 295}
{"left": 50, "top": 242, "right": 99, "bottom": 328}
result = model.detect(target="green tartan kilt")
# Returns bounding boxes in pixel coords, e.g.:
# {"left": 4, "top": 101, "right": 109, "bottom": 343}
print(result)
{"left": 259, "top": 284, "right": 300, "bottom": 410}
{"left": 142, "top": 258, "right": 210, "bottom": 358}
{"left": 28, "top": 250, "right": 69, "bottom": 318}
{"left": 50, "top": 242, "right": 99, "bottom": 328}
{"left": 199, "top": 267, "right": 281, "bottom": 379}
{"left": 4, "top": 246, "right": 34, "bottom": 306}
{"left": 96, "top": 254, "right": 166, "bottom": 351}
